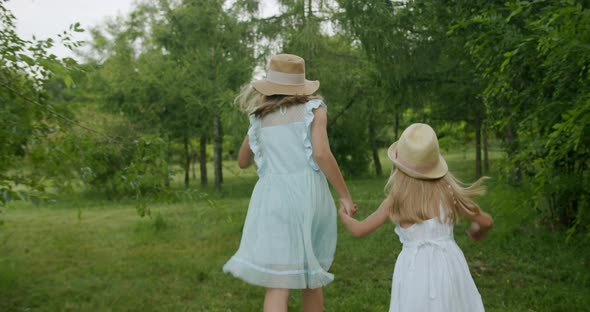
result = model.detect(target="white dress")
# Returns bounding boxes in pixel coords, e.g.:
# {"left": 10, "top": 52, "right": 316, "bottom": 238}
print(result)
{"left": 390, "top": 207, "right": 485, "bottom": 312}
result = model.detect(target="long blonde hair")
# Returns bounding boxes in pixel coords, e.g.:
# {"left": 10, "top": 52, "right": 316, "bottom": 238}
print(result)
{"left": 234, "top": 84, "right": 322, "bottom": 117}
{"left": 385, "top": 169, "right": 488, "bottom": 224}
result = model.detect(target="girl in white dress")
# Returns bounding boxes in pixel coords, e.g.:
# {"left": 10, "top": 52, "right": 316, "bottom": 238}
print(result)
{"left": 224, "top": 54, "right": 357, "bottom": 312}
{"left": 339, "top": 123, "right": 494, "bottom": 312}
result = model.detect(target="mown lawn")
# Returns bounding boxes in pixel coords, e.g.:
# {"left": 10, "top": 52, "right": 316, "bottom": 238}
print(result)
{"left": 0, "top": 152, "right": 588, "bottom": 311}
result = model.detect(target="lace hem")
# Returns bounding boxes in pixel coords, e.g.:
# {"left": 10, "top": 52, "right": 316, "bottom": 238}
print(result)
{"left": 223, "top": 256, "right": 334, "bottom": 289}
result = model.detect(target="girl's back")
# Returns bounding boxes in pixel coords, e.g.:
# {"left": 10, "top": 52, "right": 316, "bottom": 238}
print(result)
{"left": 253, "top": 102, "right": 317, "bottom": 175}
{"left": 395, "top": 207, "right": 453, "bottom": 243}
{"left": 224, "top": 99, "right": 338, "bottom": 289}
{"left": 391, "top": 207, "right": 484, "bottom": 312}
{"left": 225, "top": 53, "right": 356, "bottom": 311}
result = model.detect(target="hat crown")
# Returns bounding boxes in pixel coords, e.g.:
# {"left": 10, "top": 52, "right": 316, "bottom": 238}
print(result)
{"left": 251, "top": 53, "right": 319, "bottom": 96}
{"left": 387, "top": 123, "right": 448, "bottom": 179}
{"left": 269, "top": 54, "right": 306, "bottom": 74}
{"left": 397, "top": 123, "right": 440, "bottom": 167}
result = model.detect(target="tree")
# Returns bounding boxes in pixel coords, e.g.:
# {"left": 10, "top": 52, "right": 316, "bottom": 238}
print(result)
{"left": 0, "top": 0, "right": 82, "bottom": 205}
{"left": 339, "top": 0, "right": 490, "bottom": 178}
{"left": 457, "top": 0, "right": 590, "bottom": 232}
{"left": 88, "top": 0, "right": 257, "bottom": 190}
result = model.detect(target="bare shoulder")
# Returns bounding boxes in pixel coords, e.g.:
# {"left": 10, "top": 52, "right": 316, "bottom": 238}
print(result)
{"left": 312, "top": 104, "right": 327, "bottom": 117}
{"left": 311, "top": 105, "right": 327, "bottom": 127}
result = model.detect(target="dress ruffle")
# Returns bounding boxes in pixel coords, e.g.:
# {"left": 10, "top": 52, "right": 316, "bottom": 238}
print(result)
{"left": 223, "top": 256, "right": 334, "bottom": 289}
{"left": 223, "top": 170, "right": 336, "bottom": 289}
{"left": 303, "top": 99, "right": 327, "bottom": 172}
{"left": 248, "top": 115, "right": 264, "bottom": 175}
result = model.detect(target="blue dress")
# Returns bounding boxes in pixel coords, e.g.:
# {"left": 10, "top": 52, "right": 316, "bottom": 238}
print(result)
{"left": 223, "top": 99, "right": 337, "bottom": 289}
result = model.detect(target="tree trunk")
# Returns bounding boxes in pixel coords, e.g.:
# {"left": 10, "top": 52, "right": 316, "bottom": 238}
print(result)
{"left": 200, "top": 134, "right": 208, "bottom": 187}
{"left": 165, "top": 139, "right": 172, "bottom": 187}
{"left": 213, "top": 114, "right": 223, "bottom": 190}
{"left": 483, "top": 119, "right": 489, "bottom": 174}
{"left": 369, "top": 121, "right": 382, "bottom": 176}
{"left": 209, "top": 22, "right": 222, "bottom": 190}
{"left": 301, "top": 0, "right": 307, "bottom": 27}
{"left": 183, "top": 135, "right": 190, "bottom": 188}
{"left": 192, "top": 150, "right": 197, "bottom": 179}
{"left": 474, "top": 115, "right": 482, "bottom": 179}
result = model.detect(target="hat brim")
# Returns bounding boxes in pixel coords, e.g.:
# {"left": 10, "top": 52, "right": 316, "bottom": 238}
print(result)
{"left": 387, "top": 142, "right": 448, "bottom": 180}
{"left": 251, "top": 79, "right": 320, "bottom": 96}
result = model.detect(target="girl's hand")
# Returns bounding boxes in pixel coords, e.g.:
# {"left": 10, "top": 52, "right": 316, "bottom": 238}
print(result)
{"left": 237, "top": 135, "right": 254, "bottom": 169}
{"left": 466, "top": 212, "right": 494, "bottom": 240}
{"left": 338, "top": 199, "right": 389, "bottom": 238}
{"left": 338, "top": 206, "right": 354, "bottom": 223}
{"left": 339, "top": 198, "right": 358, "bottom": 216}
{"left": 466, "top": 222, "right": 488, "bottom": 240}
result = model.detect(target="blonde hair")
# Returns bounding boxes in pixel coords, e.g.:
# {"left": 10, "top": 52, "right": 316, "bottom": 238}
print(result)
{"left": 385, "top": 169, "right": 488, "bottom": 224}
{"left": 234, "top": 83, "right": 322, "bottom": 117}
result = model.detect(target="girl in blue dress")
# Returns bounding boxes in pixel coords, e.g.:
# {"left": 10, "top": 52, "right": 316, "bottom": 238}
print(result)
{"left": 223, "top": 54, "right": 357, "bottom": 312}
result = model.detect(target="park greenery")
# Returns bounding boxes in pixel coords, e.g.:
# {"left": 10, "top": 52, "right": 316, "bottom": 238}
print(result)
{"left": 1, "top": 0, "right": 589, "bottom": 310}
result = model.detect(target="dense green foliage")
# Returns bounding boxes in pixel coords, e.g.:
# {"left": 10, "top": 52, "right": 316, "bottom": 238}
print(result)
{"left": 0, "top": 0, "right": 82, "bottom": 205}
{"left": 337, "top": 0, "right": 590, "bottom": 234}
{"left": 1, "top": 0, "right": 588, "bottom": 232}
{"left": 87, "top": 0, "right": 257, "bottom": 191}
{"left": 454, "top": 0, "right": 590, "bottom": 233}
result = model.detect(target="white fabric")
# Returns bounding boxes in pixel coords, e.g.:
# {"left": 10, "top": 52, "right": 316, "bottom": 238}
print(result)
{"left": 390, "top": 207, "right": 485, "bottom": 312}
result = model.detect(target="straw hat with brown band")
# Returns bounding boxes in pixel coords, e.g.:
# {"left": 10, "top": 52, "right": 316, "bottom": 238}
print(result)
{"left": 252, "top": 54, "right": 320, "bottom": 96}
{"left": 387, "top": 123, "right": 448, "bottom": 180}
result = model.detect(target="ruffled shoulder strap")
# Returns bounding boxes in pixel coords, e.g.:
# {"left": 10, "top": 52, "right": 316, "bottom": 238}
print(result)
{"left": 303, "top": 99, "right": 327, "bottom": 171}
{"left": 248, "top": 115, "right": 264, "bottom": 175}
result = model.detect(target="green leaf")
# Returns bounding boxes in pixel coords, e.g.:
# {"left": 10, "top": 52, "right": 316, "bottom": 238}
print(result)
{"left": 63, "top": 74, "right": 74, "bottom": 88}
{"left": 18, "top": 53, "right": 35, "bottom": 66}
{"left": 500, "top": 58, "right": 511, "bottom": 72}
{"left": 506, "top": 6, "right": 523, "bottom": 23}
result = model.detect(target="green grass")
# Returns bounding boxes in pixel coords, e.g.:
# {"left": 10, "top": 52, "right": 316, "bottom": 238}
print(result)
{"left": 1, "top": 152, "right": 589, "bottom": 311}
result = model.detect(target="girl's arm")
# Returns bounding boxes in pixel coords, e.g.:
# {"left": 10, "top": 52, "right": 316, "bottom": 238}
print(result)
{"left": 339, "top": 198, "right": 391, "bottom": 238}
{"left": 237, "top": 135, "right": 254, "bottom": 169}
{"left": 311, "top": 107, "right": 357, "bottom": 216}
{"left": 466, "top": 211, "right": 494, "bottom": 240}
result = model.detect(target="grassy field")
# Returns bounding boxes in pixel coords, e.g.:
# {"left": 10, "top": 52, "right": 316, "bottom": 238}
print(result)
{"left": 1, "top": 151, "right": 589, "bottom": 311}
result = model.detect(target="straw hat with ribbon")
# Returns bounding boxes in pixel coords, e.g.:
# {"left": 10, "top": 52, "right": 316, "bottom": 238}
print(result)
{"left": 387, "top": 123, "right": 448, "bottom": 180}
{"left": 252, "top": 54, "right": 320, "bottom": 96}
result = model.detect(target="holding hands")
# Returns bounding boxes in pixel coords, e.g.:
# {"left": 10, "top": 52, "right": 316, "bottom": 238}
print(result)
{"left": 339, "top": 198, "right": 358, "bottom": 217}
{"left": 338, "top": 198, "right": 390, "bottom": 238}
